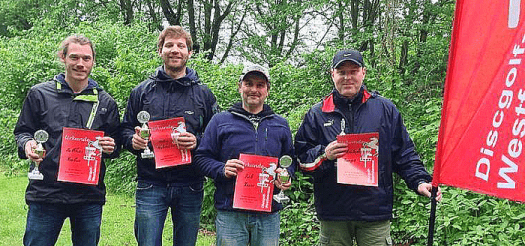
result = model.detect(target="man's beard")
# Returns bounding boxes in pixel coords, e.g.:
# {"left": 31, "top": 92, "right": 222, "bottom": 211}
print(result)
{"left": 166, "top": 58, "right": 187, "bottom": 73}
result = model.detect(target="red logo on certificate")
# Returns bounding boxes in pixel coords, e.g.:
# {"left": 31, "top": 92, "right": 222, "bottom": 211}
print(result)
{"left": 337, "top": 132, "right": 379, "bottom": 186}
{"left": 233, "top": 153, "right": 277, "bottom": 212}
{"left": 58, "top": 127, "right": 104, "bottom": 185}
{"left": 149, "top": 117, "right": 191, "bottom": 168}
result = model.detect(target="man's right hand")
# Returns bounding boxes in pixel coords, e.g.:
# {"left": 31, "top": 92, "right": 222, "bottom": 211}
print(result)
{"left": 25, "top": 140, "right": 43, "bottom": 163}
{"left": 324, "top": 140, "right": 348, "bottom": 160}
{"left": 132, "top": 126, "right": 148, "bottom": 150}
{"left": 224, "top": 159, "right": 244, "bottom": 178}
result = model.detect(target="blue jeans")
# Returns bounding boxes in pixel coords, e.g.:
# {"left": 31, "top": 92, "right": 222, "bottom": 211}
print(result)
{"left": 215, "top": 210, "right": 280, "bottom": 246}
{"left": 134, "top": 180, "right": 204, "bottom": 246}
{"left": 24, "top": 202, "right": 102, "bottom": 246}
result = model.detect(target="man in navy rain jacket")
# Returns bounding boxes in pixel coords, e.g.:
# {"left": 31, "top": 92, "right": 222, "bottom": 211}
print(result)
{"left": 121, "top": 26, "right": 218, "bottom": 246}
{"left": 294, "top": 49, "right": 442, "bottom": 246}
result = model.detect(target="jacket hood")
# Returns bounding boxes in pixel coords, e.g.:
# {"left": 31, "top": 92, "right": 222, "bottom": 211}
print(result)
{"left": 228, "top": 102, "right": 274, "bottom": 118}
{"left": 153, "top": 66, "right": 200, "bottom": 87}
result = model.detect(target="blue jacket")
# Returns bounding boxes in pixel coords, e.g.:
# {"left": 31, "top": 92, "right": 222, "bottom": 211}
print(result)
{"left": 14, "top": 74, "right": 121, "bottom": 205}
{"left": 294, "top": 87, "right": 431, "bottom": 221}
{"left": 121, "top": 66, "right": 218, "bottom": 185}
{"left": 195, "top": 102, "right": 295, "bottom": 213}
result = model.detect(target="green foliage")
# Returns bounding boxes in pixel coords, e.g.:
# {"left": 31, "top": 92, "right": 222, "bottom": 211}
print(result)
{"left": 279, "top": 172, "right": 318, "bottom": 245}
{"left": 2, "top": 12, "right": 525, "bottom": 246}
{"left": 200, "top": 178, "right": 217, "bottom": 230}
{"left": 104, "top": 152, "right": 137, "bottom": 195}
{"left": 188, "top": 55, "right": 241, "bottom": 110}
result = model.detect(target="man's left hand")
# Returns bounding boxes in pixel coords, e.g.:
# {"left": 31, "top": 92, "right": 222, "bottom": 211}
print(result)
{"left": 417, "top": 182, "right": 442, "bottom": 202}
{"left": 173, "top": 132, "right": 197, "bottom": 150}
{"left": 274, "top": 168, "right": 292, "bottom": 191}
{"left": 98, "top": 136, "right": 116, "bottom": 154}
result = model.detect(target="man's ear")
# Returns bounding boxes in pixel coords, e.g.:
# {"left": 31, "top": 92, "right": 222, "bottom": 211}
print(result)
{"left": 58, "top": 52, "right": 66, "bottom": 63}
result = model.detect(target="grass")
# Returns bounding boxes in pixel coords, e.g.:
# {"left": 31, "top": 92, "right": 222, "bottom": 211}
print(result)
{"left": 0, "top": 174, "right": 215, "bottom": 246}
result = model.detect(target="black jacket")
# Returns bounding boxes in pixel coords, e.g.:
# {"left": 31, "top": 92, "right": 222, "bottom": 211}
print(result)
{"left": 295, "top": 88, "right": 431, "bottom": 221}
{"left": 121, "top": 66, "right": 219, "bottom": 185}
{"left": 14, "top": 74, "right": 121, "bottom": 205}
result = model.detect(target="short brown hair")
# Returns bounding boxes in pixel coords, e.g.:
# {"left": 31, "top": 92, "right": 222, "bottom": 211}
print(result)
{"left": 157, "top": 26, "right": 193, "bottom": 52}
{"left": 58, "top": 35, "right": 95, "bottom": 60}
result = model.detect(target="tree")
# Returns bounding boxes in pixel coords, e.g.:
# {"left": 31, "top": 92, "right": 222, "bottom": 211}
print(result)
{"left": 234, "top": 0, "right": 323, "bottom": 66}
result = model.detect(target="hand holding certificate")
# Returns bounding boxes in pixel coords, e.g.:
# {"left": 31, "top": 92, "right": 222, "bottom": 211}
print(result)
{"left": 336, "top": 132, "right": 379, "bottom": 187}
{"left": 58, "top": 127, "right": 104, "bottom": 185}
{"left": 148, "top": 117, "right": 192, "bottom": 168}
{"left": 233, "top": 153, "right": 278, "bottom": 212}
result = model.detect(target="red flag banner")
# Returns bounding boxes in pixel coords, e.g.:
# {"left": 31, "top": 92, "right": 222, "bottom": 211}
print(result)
{"left": 434, "top": 0, "right": 525, "bottom": 202}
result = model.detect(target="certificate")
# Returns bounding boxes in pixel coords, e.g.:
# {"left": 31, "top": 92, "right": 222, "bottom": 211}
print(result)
{"left": 233, "top": 153, "right": 278, "bottom": 212}
{"left": 149, "top": 117, "right": 191, "bottom": 168}
{"left": 58, "top": 127, "right": 104, "bottom": 185}
{"left": 337, "top": 132, "right": 379, "bottom": 186}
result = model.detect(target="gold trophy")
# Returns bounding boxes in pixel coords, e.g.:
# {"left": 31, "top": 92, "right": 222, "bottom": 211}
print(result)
{"left": 28, "top": 130, "right": 48, "bottom": 180}
{"left": 274, "top": 155, "right": 292, "bottom": 203}
{"left": 138, "top": 111, "right": 154, "bottom": 159}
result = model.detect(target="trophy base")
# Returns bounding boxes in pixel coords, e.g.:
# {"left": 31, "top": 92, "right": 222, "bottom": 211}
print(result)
{"left": 141, "top": 151, "right": 155, "bottom": 159}
{"left": 273, "top": 195, "right": 290, "bottom": 203}
{"left": 28, "top": 171, "right": 44, "bottom": 180}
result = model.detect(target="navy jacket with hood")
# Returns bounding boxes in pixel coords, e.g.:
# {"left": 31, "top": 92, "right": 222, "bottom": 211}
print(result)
{"left": 294, "top": 87, "right": 431, "bottom": 221}
{"left": 14, "top": 74, "right": 121, "bottom": 205}
{"left": 195, "top": 102, "right": 295, "bottom": 213}
{"left": 121, "top": 66, "right": 218, "bottom": 185}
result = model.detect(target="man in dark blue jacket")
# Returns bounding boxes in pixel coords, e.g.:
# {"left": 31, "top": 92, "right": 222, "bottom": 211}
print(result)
{"left": 195, "top": 64, "right": 295, "bottom": 246}
{"left": 121, "top": 26, "right": 219, "bottom": 246}
{"left": 14, "top": 35, "right": 120, "bottom": 246}
{"left": 294, "top": 49, "right": 442, "bottom": 246}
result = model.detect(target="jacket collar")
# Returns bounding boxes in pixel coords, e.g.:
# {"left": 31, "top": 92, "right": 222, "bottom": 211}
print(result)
{"left": 154, "top": 66, "right": 199, "bottom": 87}
{"left": 228, "top": 102, "right": 274, "bottom": 118}
{"left": 321, "top": 86, "right": 372, "bottom": 113}
{"left": 54, "top": 73, "right": 100, "bottom": 94}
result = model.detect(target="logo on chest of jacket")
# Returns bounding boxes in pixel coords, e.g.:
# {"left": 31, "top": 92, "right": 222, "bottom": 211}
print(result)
{"left": 185, "top": 110, "right": 194, "bottom": 115}
{"left": 323, "top": 119, "right": 334, "bottom": 127}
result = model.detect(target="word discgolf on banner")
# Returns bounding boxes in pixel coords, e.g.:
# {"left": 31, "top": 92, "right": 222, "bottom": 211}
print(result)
{"left": 433, "top": 0, "right": 525, "bottom": 202}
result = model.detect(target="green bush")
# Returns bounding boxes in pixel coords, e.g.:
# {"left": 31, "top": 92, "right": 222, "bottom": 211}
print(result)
{"left": 3, "top": 17, "right": 525, "bottom": 246}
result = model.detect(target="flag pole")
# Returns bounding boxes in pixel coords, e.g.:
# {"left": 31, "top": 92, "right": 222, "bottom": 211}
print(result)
{"left": 427, "top": 186, "right": 438, "bottom": 246}
{"left": 427, "top": 0, "right": 465, "bottom": 244}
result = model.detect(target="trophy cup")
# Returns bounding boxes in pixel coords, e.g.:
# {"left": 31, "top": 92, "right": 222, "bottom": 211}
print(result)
{"left": 138, "top": 111, "right": 154, "bottom": 159}
{"left": 274, "top": 155, "right": 292, "bottom": 203}
{"left": 28, "top": 130, "right": 48, "bottom": 180}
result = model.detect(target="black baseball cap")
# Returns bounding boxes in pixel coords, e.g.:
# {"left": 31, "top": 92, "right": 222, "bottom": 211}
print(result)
{"left": 331, "top": 49, "right": 364, "bottom": 68}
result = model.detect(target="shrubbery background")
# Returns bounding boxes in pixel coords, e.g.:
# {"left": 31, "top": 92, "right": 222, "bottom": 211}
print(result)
{"left": 1, "top": 19, "right": 524, "bottom": 245}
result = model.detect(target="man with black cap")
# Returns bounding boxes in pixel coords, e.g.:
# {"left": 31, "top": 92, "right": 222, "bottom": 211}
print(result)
{"left": 195, "top": 64, "right": 295, "bottom": 246}
{"left": 294, "top": 49, "right": 441, "bottom": 246}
